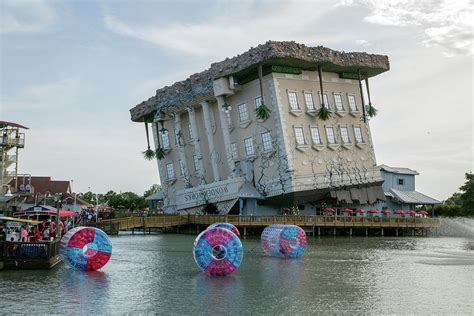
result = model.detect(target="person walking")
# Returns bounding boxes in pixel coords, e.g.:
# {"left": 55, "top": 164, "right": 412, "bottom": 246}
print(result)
{"left": 20, "top": 225, "right": 28, "bottom": 242}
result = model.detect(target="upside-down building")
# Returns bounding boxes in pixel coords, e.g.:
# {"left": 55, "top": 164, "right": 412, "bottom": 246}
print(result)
{"left": 130, "top": 41, "right": 389, "bottom": 215}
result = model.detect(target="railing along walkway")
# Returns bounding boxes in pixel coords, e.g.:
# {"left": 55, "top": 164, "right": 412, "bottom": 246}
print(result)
{"left": 90, "top": 215, "right": 441, "bottom": 233}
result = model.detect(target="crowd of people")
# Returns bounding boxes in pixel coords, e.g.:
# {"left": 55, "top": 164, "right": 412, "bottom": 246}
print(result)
{"left": 0, "top": 218, "right": 74, "bottom": 243}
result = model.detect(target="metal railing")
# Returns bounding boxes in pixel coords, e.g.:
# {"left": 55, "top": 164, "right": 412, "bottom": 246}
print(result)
{"left": 0, "top": 240, "right": 60, "bottom": 260}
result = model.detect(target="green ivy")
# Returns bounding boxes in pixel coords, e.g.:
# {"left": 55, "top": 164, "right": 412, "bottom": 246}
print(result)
{"left": 317, "top": 106, "right": 331, "bottom": 121}
{"left": 155, "top": 147, "right": 165, "bottom": 160}
{"left": 143, "top": 148, "right": 156, "bottom": 160}
{"left": 367, "top": 105, "right": 378, "bottom": 117}
{"left": 255, "top": 103, "right": 271, "bottom": 121}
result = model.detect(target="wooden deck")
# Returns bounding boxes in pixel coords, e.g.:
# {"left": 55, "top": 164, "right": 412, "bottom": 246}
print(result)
{"left": 90, "top": 215, "right": 441, "bottom": 234}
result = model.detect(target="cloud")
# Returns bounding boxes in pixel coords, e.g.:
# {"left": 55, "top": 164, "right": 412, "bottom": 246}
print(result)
{"left": 0, "top": 0, "right": 57, "bottom": 34}
{"left": 355, "top": 39, "right": 371, "bottom": 46}
{"left": 103, "top": 1, "right": 341, "bottom": 59}
{"left": 343, "top": 0, "right": 474, "bottom": 56}
{"left": 1, "top": 76, "right": 82, "bottom": 110}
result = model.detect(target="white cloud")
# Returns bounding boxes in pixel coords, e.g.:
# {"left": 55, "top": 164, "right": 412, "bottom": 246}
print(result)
{"left": 103, "top": 1, "right": 340, "bottom": 59}
{"left": 343, "top": 0, "right": 474, "bottom": 56}
{"left": 0, "top": 0, "right": 57, "bottom": 34}
{"left": 1, "top": 76, "right": 83, "bottom": 110}
{"left": 355, "top": 39, "right": 371, "bottom": 46}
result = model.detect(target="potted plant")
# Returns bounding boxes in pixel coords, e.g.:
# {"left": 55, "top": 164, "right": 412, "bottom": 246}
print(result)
{"left": 316, "top": 106, "right": 331, "bottom": 121}
{"left": 255, "top": 103, "right": 271, "bottom": 121}
{"left": 367, "top": 104, "right": 378, "bottom": 117}
{"left": 155, "top": 147, "right": 165, "bottom": 160}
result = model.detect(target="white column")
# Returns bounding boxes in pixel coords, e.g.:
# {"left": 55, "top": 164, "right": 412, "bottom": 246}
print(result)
{"left": 187, "top": 107, "right": 206, "bottom": 184}
{"left": 174, "top": 114, "right": 191, "bottom": 188}
{"left": 201, "top": 101, "right": 220, "bottom": 182}
{"left": 216, "top": 96, "right": 236, "bottom": 178}
{"left": 152, "top": 121, "right": 169, "bottom": 209}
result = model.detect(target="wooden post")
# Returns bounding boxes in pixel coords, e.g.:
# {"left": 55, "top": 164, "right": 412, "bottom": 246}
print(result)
{"left": 381, "top": 228, "right": 384, "bottom": 236}
{"left": 312, "top": 225, "right": 315, "bottom": 237}
{"left": 243, "top": 227, "right": 247, "bottom": 237}
{"left": 365, "top": 228, "right": 368, "bottom": 236}
{"left": 318, "top": 227, "right": 321, "bottom": 236}
{"left": 396, "top": 228, "right": 399, "bottom": 237}
{"left": 132, "top": 228, "right": 134, "bottom": 235}
{"left": 350, "top": 228, "right": 352, "bottom": 236}
{"left": 333, "top": 228, "right": 336, "bottom": 236}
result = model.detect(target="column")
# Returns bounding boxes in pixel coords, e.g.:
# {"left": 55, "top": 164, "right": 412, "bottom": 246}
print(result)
{"left": 174, "top": 114, "right": 191, "bottom": 188}
{"left": 216, "top": 96, "right": 236, "bottom": 178}
{"left": 186, "top": 106, "right": 206, "bottom": 184}
{"left": 201, "top": 101, "right": 220, "bottom": 182}
{"left": 152, "top": 121, "right": 170, "bottom": 210}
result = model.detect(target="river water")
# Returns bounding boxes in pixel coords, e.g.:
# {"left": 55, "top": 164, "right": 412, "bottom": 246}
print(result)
{"left": 1, "top": 234, "right": 473, "bottom": 315}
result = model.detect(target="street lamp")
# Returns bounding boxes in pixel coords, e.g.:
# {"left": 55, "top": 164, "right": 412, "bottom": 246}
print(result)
{"left": 43, "top": 191, "right": 51, "bottom": 207}
{"left": 70, "top": 179, "right": 77, "bottom": 213}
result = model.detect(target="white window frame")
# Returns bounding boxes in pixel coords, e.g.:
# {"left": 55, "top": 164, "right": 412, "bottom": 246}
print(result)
{"left": 193, "top": 155, "right": 200, "bottom": 172}
{"left": 310, "top": 126, "right": 322, "bottom": 145}
{"left": 179, "top": 159, "right": 186, "bottom": 176}
{"left": 287, "top": 91, "right": 300, "bottom": 111}
{"left": 244, "top": 137, "right": 255, "bottom": 158}
{"left": 325, "top": 126, "right": 336, "bottom": 145}
{"left": 348, "top": 95, "right": 358, "bottom": 112}
{"left": 230, "top": 143, "right": 239, "bottom": 161}
{"left": 334, "top": 94, "right": 345, "bottom": 112}
{"left": 340, "top": 126, "right": 350, "bottom": 144}
{"left": 238, "top": 103, "right": 250, "bottom": 123}
{"left": 161, "top": 131, "right": 170, "bottom": 149}
{"left": 188, "top": 123, "right": 194, "bottom": 141}
{"left": 319, "top": 92, "right": 330, "bottom": 108}
{"left": 166, "top": 162, "right": 175, "bottom": 180}
{"left": 261, "top": 131, "right": 273, "bottom": 152}
{"left": 226, "top": 110, "right": 233, "bottom": 128}
{"left": 354, "top": 126, "right": 364, "bottom": 143}
{"left": 254, "top": 96, "right": 263, "bottom": 109}
{"left": 304, "top": 92, "right": 315, "bottom": 111}
{"left": 294, "top": 127, "right": 306, "bottom": 145}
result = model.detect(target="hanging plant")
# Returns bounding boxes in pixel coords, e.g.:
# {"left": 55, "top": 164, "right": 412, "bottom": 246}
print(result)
{"left": 367, "top": 104, "right": 378, "bottom": 117}
{"left": 143, "top": 148, "right": 156, "bottom": 160}
{"left": 255, "top": 103, "right": 271, "bottom": 121}
{"left": 317, "top": 106, "right": 331, "bottom": 121}
{"left": 155, "top": 147, "right": 165, "bottom": 160}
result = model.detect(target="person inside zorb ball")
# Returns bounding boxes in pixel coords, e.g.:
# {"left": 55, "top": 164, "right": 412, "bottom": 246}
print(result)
{"left": 60, "top": 227, "right": 112, "bottom": 271}
{"left": 193, "top": 227, "right": 243, "bottom": 276}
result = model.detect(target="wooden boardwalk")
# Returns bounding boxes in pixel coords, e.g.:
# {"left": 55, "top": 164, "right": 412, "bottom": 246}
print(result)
{"left": 90, "top": 215, "right": 441, "bottom": 235}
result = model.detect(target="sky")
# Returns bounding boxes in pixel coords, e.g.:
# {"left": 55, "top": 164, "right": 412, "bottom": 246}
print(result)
{"left": 1, "top": 0, "right": 472, "bottom": 200}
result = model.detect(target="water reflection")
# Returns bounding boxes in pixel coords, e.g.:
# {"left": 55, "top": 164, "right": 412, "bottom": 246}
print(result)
{"left": 192, "top": 273, "right": 242, "bottom": 313}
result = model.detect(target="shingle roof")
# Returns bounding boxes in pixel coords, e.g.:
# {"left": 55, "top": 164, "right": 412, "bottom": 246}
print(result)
{"left": 390, "top": 189, "right": 440, "bottom": 205}
{"left": 130, "top": 41, "right": 390, "bottom": 122}
{"left": 145, "top": 191, "right": 163, "bottom": 201}
{"left": 379, "top": 164, "right": 419, "bottom": 175}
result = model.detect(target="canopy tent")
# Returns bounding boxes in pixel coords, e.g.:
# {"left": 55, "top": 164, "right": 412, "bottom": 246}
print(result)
{"left": 342, "top": 208, "right": 353, "bottom": 213}
{"left": 0, "top": 216, "right": 41, "bottom": 224}
{"left": 14, "top": 209, "right": 76, "bottom": 218}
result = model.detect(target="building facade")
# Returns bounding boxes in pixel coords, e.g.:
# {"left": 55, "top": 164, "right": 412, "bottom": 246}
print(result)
{"left": 130, "top": 41, "right": 390, "bottom": 215}
{"left": 374, "top": 165, "right": 440, "bottom": 211}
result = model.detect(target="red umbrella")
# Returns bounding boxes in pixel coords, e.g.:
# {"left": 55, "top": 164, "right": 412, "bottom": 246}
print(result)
{"left": 355, "top": 208, "right": 366, "bottom": 213}
{"left": 342, "top": 208, "right": 353, "bottom": 213}
{"left": 368, "top": 209, "right": 379, "bottom": 213}
{"left": 418, "top": 210, "right": 429, "bottom": 215}
{"left": 381, "top": 210, "right": 391, "bottom": 214}
{"left": 395, "top": 210, "right": 405, "bottom": 214}
{"left": 324, "top": 207, "right": 335, "bottom": 212}
{"left": 407, "top": 210, "right": 417, "bottom": 215}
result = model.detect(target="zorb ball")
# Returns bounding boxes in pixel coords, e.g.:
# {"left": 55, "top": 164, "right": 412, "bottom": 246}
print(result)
{"left": 261, "top": 224, "right": 307, "bottom": 258}
{"left": 60, "top": 227, "right": 112, "bottom": 271}
{"left": 193, "top": 227, "right": 243, "bottom": 276}
{"left": 207, "top": 222, "right": 241, "bottom": 238}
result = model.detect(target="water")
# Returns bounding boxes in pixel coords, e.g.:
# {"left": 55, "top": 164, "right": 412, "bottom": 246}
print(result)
{"left": 1, "top": 234, "right": 473, "bottom": 314}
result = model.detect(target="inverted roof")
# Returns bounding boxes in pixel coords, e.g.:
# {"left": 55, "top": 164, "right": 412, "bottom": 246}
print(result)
{"left": 130, "top": 41, "right": 390, "bottom": 122}
{"left": 379, "top": 164, "right": 419, "bottom": 175}
{"left": 390, "top": 189, "right": 440, "bottom": 205}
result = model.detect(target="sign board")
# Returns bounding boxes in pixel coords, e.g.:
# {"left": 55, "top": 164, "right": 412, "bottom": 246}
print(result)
{"left": 5, "top": 221, "right": 21, "bottom": 241}
{"left": 176, "top": 177, "right": 245, "bottom": 210}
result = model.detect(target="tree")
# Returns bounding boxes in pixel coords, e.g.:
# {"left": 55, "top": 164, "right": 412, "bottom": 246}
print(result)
{"left": 459, "top": 172, "right": 474, "bottom": 212}
{"left": 143, "top": 184, "right": 161, "bottom": 198}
